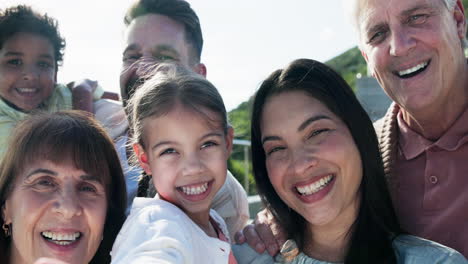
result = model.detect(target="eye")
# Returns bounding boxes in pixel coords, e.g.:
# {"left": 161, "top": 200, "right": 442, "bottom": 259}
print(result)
{"left": 201, "top": 141, "right": 218, "bottom": 149}
{"left": 368, "top": 30, "right": 387, "bottom": 44}
{"left": 38, "top": 61, "right": 53, "bottom": 69}
{"left": 408, "top": 14, "right": 428, "bottom": 25}
{"left": 160, "top": 148, "right": 177, "bottom": 156}
{"left": 6, "top": 59, "right": 22, "bottom": 66}
{"left": 265, "top": 146, "right": 286, "bottom": 156}
{"left": 155, "top": 55, "right": 175, "bottom": 61}
{"left": 308, "top": 128, "right": 330, "bottom": 138}
{"left": 31, "top": 176, "right": 57, "bottom": 191}
{"left": 79, "top": 183, "right": 97, "bottom": 193}
{"left": 123, "top": 53, "right": 141, "bottom": 63}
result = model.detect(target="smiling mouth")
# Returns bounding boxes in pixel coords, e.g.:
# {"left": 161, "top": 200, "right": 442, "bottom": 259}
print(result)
{"left": 296, "top": 174, "right": 334, "bottom": 196}
{"left": 41, "top": 231, "right": 82, "bottom": 246}
{"left": 16, "top": 87, "right": 38, "bottom": 94}
{"left": 395, "top": 60, "right": 430, "bottom": 79}
{"left": 178, "top": 181, "right": 210, "bottom": 196}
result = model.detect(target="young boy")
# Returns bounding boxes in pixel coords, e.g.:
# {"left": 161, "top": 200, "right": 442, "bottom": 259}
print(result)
{"left": 0, "top": 5, "right": 104, "bottom": 157}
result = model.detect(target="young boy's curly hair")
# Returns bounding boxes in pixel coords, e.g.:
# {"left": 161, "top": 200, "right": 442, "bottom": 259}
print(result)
{"left": 0, "top": 5, "right": 66, "bottom": 67}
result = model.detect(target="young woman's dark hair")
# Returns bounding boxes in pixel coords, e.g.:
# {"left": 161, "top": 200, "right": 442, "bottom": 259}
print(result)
{"left": 250, "top": 58, "right": 402, "bottom": 263}
{"left": 0, "top": 5, "right": 66, "bottom": 67}
{"left": 0, "top": 111, "right": 127, "bottom": 263}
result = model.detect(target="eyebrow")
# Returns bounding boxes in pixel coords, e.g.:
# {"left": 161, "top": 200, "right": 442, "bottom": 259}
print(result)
{"left": 400, "top": 4, "right": 433, "bottom": 18}
{"left": 298, "top": 115, "right": 331, "bottom": 132}
{"left": 262, "top": 115, "right": 331, "bottom": 145}
{"left": 26, "top": 168, "right": 57, "bottom": 179}
{"left": 122, "top": 43, "right": 139, "bottom": 55}
{"left": 364, "top": 3, "right": 433, "bottom": 36}
{"left": 151, "top": 132, "right": 224, "bottom": 151}
{"left": 152, "top": 44, "right": 180, "bottom": 55}
{"left": 80, "top": 174, "right": 103, "bottom": 184}
{"left": 25, "top": 168, "right": 102, "bottom": 184}
{"left": 3, "top": 51, "right": 54, "bottom": 60}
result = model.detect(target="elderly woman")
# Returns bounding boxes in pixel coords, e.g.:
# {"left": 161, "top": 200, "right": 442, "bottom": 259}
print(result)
{"left": 0, "top": 111, "right": 126, "bottom": 264}
{"left": 233, "top": 59, "right": 466, "bottom": 263}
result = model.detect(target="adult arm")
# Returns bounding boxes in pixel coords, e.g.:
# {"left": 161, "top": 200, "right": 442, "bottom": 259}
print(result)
{"left": 211, "top": 170, "right": 250, "bottom": 239}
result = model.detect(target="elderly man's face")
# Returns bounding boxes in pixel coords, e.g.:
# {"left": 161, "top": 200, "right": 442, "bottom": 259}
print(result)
{"left": 358, "top": 0, "right": 466, "bottom": 114}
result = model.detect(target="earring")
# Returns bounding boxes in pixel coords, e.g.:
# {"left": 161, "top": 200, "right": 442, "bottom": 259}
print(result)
{"left": 2, "top": 223, "right": 11, "bottom": 237}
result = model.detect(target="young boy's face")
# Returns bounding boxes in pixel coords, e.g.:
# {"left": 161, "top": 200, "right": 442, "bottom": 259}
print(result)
{"left": 0, "top": 32, "right": 56, "bottom": 111}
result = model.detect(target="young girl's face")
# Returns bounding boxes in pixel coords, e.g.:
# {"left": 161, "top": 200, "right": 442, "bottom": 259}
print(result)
{"left": 136, "top": 105, "right": 233, "bottom": 219}
{"left": 0, "top": 32, "right": 56, "bottom": 111}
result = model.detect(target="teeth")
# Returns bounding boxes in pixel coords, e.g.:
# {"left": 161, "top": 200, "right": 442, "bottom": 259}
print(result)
{"left": 398, "top": 61, "right": 428, "bottom": 76}
{"left": 181, "top": 182, "right": 209, "bottom": 195}
{"left": 296, "top": 175, "right": 333, "bottom": 196}
{"left": 42, "top": 231, "right": 81, "bottom": 242}
{"left": 17, "top": 88, "right": 37, "bottom": 93}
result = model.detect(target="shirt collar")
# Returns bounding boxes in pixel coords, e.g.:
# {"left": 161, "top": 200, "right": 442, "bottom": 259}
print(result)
{"left": 397, "top": 105, "right": 468, "bottom": 160}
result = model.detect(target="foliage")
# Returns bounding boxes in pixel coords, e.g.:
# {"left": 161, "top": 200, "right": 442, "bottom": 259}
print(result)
{"left": 326, "top": 47, "right": 367, "bottom": 91}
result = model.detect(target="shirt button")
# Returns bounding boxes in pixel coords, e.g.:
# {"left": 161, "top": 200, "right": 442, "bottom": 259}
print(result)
{"left": 429, "top": 175, "right": 438, "bottom": 184}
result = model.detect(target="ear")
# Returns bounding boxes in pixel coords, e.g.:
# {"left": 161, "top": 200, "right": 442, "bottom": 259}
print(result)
{"left": 133, "top": 143, "right": 152, "bottom": 175}
{"left": 193, "top": 63, "right": 207, "bottom": 77}
{"left": 453, "top": 0, "right": 467, "bottom": 41}
{"left": 2, "top": 201, "right": 11, "bottom": 225}
{"left": 225, "top": 126, "right": 234, "bottom": 157}
{"left": 360, "top": 49, "right": 376, "bottom": 77}
{"left": 360, "top": 48, "right": 369, "bottom": 63}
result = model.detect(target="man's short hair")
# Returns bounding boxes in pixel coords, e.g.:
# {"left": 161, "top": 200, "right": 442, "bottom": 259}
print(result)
{"left": 124, "top": 0, "right": 203, "bottom": 64}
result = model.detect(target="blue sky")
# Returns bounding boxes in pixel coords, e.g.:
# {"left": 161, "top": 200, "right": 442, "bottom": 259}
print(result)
{"left": 1, "top": 0, "right": 358, "bottom": 110}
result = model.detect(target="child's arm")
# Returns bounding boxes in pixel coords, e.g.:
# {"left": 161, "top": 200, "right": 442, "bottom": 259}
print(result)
{"left": 67, "top": 79, "right": 104, "bottom": 113}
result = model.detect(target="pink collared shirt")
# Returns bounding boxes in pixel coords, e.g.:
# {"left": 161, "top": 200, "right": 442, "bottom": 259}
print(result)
{"left": 391, "top": 107, "right": 468, "bottom": 257}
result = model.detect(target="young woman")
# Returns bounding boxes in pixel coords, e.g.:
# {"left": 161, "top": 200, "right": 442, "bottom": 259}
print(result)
{"left": 233, "top": 59, "right": 466, "bottom": 263}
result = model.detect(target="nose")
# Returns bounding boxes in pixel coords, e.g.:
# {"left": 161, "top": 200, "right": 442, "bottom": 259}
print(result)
{"left": 52, "top": 189, "right": 83, "bottom": 219}
{"left": 389, "top": 26, "right": 416, "bottom": 57}
{"left": 135, "top": 56, "right": 160, "bottom": 78}
{"left": 21, "top": 65, "right": 40, "bottom": 81}
{"left": 181, "top": 153, "right": 205, "bottom": 177}
{"left": 290, "top": 147, "right": 318, "bottom": 176}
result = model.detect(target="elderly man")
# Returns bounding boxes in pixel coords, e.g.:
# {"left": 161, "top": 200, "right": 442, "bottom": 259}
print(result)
{"left": 107, "top": 0, "right": 249, "bottom": 238}
{"left": 238, "top": 0, "right": 468, "bottom": 258}
{"left": 356, "top": 0, "right": 468, "bottom": 257}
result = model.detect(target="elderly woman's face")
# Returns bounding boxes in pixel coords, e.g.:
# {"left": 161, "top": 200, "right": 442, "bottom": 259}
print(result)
{"left": 2, "top": 159, "right": 107, "bottom": 264}
{"left": 260, "top": 91, "right": 362, "bottom": 228}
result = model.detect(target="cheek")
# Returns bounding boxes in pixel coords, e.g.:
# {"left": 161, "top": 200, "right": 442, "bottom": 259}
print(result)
{"left": 266, "top": 160, "right": 285, "bottom": 191}
{"left": 39, "top": 72, "right": 56, "bottom": 89}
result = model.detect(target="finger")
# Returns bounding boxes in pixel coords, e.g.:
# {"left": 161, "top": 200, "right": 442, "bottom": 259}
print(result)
{"left": 243, "top": 224, "right": 266, "bottom": 254}
{"left": 254, "top": 222, "right": 279, "bottom": 256}
{"left": 234, "top": 230, "right": 246, "bottom": 244}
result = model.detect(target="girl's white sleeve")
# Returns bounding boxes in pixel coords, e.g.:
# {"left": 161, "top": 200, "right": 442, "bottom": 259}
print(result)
{"left": 111, "top": 210, "right": 194, "bottom": 264}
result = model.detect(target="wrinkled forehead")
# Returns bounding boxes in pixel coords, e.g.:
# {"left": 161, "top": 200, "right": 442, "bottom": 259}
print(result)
{"left": 355, "top": 0, "right": 443, "bottom": 37}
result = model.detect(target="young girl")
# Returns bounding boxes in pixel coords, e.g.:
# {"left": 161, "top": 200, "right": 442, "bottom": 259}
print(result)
{"left": 0, "top": 5, "right": 105, "bottom": 158}
{"left": 111, "top": 63, "right": 237, "bottom": 264}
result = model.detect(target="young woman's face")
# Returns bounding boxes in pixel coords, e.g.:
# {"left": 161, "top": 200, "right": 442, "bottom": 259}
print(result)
{"left": 260, "top": 91, "right": 362, "bottom": 229}
{"left": 0, "top": 32, "right": 56, "bottom": 111}
{"left": 136, "top": 106, "right": 233, "bottom": 223}
{"left": 2, "top": 159, "right": 107, "bottom": 264}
